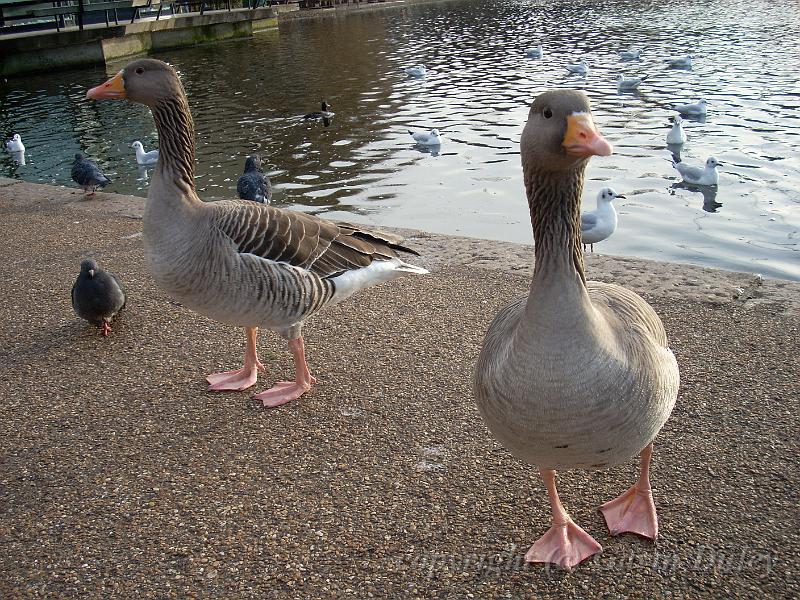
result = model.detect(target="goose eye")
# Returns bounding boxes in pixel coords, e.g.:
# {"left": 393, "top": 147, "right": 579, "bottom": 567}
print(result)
{"left": 135, "top": 66, "right": 145, "bottom": 75}
{"left": 543, "top": 108, "right": 553, "bottom": 119}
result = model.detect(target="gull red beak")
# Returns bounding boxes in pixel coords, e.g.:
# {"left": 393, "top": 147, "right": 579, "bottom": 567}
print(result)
{"left": 86, "top": 71, "right": 126, "bottom": 100}
{"left": 563, "top": 113, "right": 613, "bottom": 157}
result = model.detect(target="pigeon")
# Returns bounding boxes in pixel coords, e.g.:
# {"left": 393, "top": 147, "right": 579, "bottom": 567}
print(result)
{"left": 71, "top": 259, "right": 126, "bottom": 336}
{"left": 666, "top": 55, "right": 693, "bottom": 69}
{"left": 673, "top": 99, "right": 707, "bottom": 116}
{"left": 673, "top": 156, "right": 720, "bottom": 186}
{"left": 619, "top": 49, "right": 642, "bottom": 61}
{"left": 525, "top": 46, "right": 543, "bottom": 58}
{"left": 617, "top": 74, "right": 648, "bottom": 91}
{"left": 236, "top": 155, "right": 272, "bottom": 204}
{"left": 667, "top": 116, "right": 688, "bottom": 145}
{"left": 404, "top": 64, "right": 427, "bottom": 78}
{"left": 581, "top": 187, "right": 624, "bottom": 251}
{"left": 4, "top": 133, "right": 25, "bottom": 153}
{"left": 131, "top": 140, "right": 159, "bottom": 166}
{"left": 71, "top": 153, "right": 110, "bottom": 195}
{"left": 565, "top": 61, "right": 589, "bottom": 75}
{"left": 409, "top": 129, "right": 442, "bottom": 146}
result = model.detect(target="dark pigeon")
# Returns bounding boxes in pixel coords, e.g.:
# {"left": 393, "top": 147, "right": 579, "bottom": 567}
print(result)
{"left": 71, "top": 153, "right": 110, "bottom": 195}
{"left": 71, "top": 259, "right": 126, "bottom": 336}
{"left": 236, "top": 155, "right": 272, "bottom": 204}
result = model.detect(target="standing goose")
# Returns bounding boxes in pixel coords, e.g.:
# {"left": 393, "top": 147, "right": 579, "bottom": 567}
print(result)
{"left": 474, "top": 90, "right": 679, "bottom": 570}
{"left": 86, "top": 59, "right": 428, "bottom": 407}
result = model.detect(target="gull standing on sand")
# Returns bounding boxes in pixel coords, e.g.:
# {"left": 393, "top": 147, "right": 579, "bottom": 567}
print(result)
{"left": 581, "top": 187, "right": 623, "bottom": 251}
{"left": 673, "top": 156, "right": 720, "bottom": 186}
{"left": 131, "top": 140, "right": 159, "bottom": 166}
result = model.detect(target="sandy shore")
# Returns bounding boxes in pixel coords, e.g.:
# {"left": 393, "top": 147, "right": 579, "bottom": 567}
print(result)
{"left": 1, "top": 178, "right": 798, "bottom": 598}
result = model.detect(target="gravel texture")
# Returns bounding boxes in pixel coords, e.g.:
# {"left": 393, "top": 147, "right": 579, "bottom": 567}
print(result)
{"left": 1, "top": 179, "right": 798, "bottom": 598}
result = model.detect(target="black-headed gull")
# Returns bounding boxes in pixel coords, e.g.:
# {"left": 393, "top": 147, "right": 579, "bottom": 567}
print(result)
{"left": 404, "top": 65, "right": 427, "bottom": 78}
{"left": 581, "top": 187, "right": 623, "bottom": 251}
{"left": 617, "top": 74, "right": 648, "bottom": 91}
{"left": 673, "top": 156, "right": 720, "bottom": 186}
{"left": 131, "top": 140, "right": 159, "bottom": 166}
{"left": 666, "top": 55, "right": 693, "bottom": 69}
{"left": 673, "top": 99, "right": 707, "bottom": 116}
{"left": 4, "top": 133, "right": 24, "bottom": 153}
{"left": 525, "top": 46, "right": 543, "bottom": 58}
{"left": 565, "top": 61, "right": 589, "bottom": 75}
{"left": 667, "top": 116, "right": 687, "bottom": 145}
{"left": 619, "top": 49, "right": 641, "bottom": 61}
{"left": 409, "top": 129, "right": 442, "bottom": 146}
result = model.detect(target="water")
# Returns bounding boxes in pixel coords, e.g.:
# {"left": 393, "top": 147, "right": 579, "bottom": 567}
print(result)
{"left": 2, "top": 0, "right": 799, "bottom": 280}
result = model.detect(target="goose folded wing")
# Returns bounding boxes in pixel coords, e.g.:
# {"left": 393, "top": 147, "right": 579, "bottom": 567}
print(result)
{"left": 212, "top": 201, "right": 416, "bottom": 278}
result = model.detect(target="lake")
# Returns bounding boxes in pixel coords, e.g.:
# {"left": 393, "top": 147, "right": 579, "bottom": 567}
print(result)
{"left": 2, "top": 0, "right": 799, "bottom": 280}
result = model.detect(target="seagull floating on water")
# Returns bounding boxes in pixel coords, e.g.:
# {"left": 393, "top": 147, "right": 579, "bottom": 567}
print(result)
{"left": 667, "top": 116, "right": 688, "bottom": 145}
{"left": 4, "top": 133, "right": 25, "bottom": 153}
{"left": 131, "top": 140, "right": 159, "bottom": 166}
{"left": 409, "top": 129, "right": 442, "bottom": 146}
{"left": 581, "top": 187, "right": 623, "bottom": 251}
{"left": 71, "top": 258, "right": 126, "bottom": 337}
{"left": 404, "top": 64, "right": 427, "bottom": 78}
{"left": 237, "top": 155, "right": 272, "bottom": 204}
{"left": 673, "top": 156, "right": 720, "bottom": 186}
{"left": 565, "top": 61, "right": 589, "bottom": 75}
{"left": 71, "top": 153, "right": 110, "bottom": 195}
{"left": 673, "top": 99, "right": 707, "bottom": 116}
{"left": 619, "top": 49, "right": 641, "bottom": 61}
{"left": 617, "top": 74, "right": 647, "bottom": 91}
{"left": 666, "top": 55, "right": 693, "bottom": 69}
{"left": 525, "top": 46, "right": 543, "bottom": 58}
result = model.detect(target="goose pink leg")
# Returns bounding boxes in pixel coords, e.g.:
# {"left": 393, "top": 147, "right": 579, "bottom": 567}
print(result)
{"left": 525, "top": 469, "right": 602, "bottom": 570}
{"left": 600, "top": 443, "right": 659, "bottom": 539}
{"left": 254, "top": 336, "right": 316, "bottom": 408}
{"left": 207, "top": 326, "right": 266, "bottom": 391}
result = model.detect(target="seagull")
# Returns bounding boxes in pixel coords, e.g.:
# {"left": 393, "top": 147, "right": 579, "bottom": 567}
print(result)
{"left": 673, "top": 156, "right": 720, "bottom": 186}
{"left": 667, "top": 116, "right": 688, "bottom": 145}
{"left": 4, "top": 133, "right": 24, "bottom": 153}
{"left": 617, "top": 74, "right": 648, "bottom": 91}
{"left": 236, "top": 154, "right": 272, "bottom": 204}
{"left": 71, "top": 153, "right": 110, "bottom": 195}
{"left": 666, "top": 55, "right": 693, "bottom": 69}
{"left": 581, "top": 187, "right": 623, "bottom": 251}
{"left": 408, "top": 129, "right": 442, "bottom": 146}
{"left": 619, "top": 49, "right": 641, "bottom": 61}
{"left": 673, "top": 99, "right": 707, "bottom": 116}
{"left": 525, "top": 46, "right": 543, "bottom": 58}
{"left": 566, "top": 61, "right": 589, "bottom": 75}
{"left": 131, "top": 140, "right": 159, "bottom": 166}
{"left": 71, "top": 258, "right": 126, "bottom": 336}
{"left": 404, "top": 64, "right": 427, "bottom": 78}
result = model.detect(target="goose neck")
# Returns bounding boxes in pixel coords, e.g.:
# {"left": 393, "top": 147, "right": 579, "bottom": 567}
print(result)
{"left": 151, "top": 92, "right": 197, "bottom": 197}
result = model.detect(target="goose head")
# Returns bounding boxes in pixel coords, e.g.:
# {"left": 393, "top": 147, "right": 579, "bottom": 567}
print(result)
{"left": 86, "top": 58, "right": 182, "bottom": 108}
{"left": 521, "top": 90, "right": 612, "bottom": 175}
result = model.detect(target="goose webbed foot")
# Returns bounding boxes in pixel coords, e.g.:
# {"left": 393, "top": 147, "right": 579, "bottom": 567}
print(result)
{"left": 525, "top": 518, "right": 602, "bottom": 570}
{"left": 599, "top": 442, "right": 659, "bottom": 539}
{"left": 254, "top": 336, "right": 316, "bottom": 408}
{"left": 207, "top": 326, "right": 266, "bottom": 391}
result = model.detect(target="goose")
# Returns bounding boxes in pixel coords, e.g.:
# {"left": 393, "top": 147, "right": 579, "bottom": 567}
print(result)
{"left": 4, "top": 133, "right": 25, "bottom": 153}
{"left": 673, "top": 99, "right": 707, "bottom": 116}
{"left": 86, "top": 59, "right": 428, "bottom": 408}
{"left": 665, "top": 55, "right": 692, "bottom": 69}
{"left": 474, "top": 90, "right": 679, "bottom": 570}
{"left": 673, "top": 156, "right": 720, "bottom": 186}
{"left": 131, "top": 140, "right": 159, "bottom": 166}
{"left": 408, "top": 129, "right": 442, "bottom": 146}
{"left": 667, "top": 115, "right": 688, "bottom": 145}
{"left": 618, "top": 49, "right": 641, "bottom": 61}
{"left": 404, "top": 64, "right": 427, "bottom": 78}
{"left": 581, "top": 187, "right": 623, "bottom": 251}
{"left": 565, "top": 61, "right": 589, "bottom": 75}
{"left": 71, "top": 259, "right": 126, "bottom": 336}
{"left": 525, "top": 46, "right": 543, "bottom": 59}
{"left": 303, "top": 101, "right": 335, "bottom": 121}
{"left": 71, "top": 153, "right": 110, "bottom": 195}
{"left": 236, "top": 154, "right": 272, "bottom": 204}
{"left": 616, "top": 74, "right": 647, "bottom": 91}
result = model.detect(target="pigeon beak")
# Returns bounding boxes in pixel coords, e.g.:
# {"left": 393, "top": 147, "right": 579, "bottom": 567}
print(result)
{"left": 88, "top": 269, "right": 95, "bottom": 278}
{"left": 563, "top": 113, "right": 613, "bottom": 158}
{"left": 86, "top": 71, "right": 126, "bottom": 100}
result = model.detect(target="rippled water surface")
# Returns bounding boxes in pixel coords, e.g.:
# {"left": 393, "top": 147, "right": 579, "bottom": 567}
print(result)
{"left": 2, "top": 0, "right": 799, "bottom": 279}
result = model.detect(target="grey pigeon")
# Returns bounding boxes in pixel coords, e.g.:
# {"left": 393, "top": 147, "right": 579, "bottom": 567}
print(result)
{"left": 71, "top": 259, "right": 126, "bottom": 336}
{"left": 236, "top": 155, "right": 272, "bottom": 204}
{"left": 71, "top": 153, "right": 110, "bottom": 195}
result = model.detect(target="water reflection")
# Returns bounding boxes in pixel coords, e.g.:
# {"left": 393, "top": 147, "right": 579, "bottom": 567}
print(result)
{"left": 1, "top": 0, "right": 799, "bottom": 280}
{"left": 671, "top": 181, "right": 722, "bottom": 213}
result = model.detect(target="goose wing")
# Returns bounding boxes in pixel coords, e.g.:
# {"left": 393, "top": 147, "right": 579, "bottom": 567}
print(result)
{"left": 211, "top": 201, "right": 416, "bottom": 278}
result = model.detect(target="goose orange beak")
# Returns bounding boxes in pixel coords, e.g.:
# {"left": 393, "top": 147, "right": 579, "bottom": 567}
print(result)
{"left": 86, "top": 71, "right": 125, "bottom": 100}
{"left": 563, "top": 113, "right": 613, "bottom": 157}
